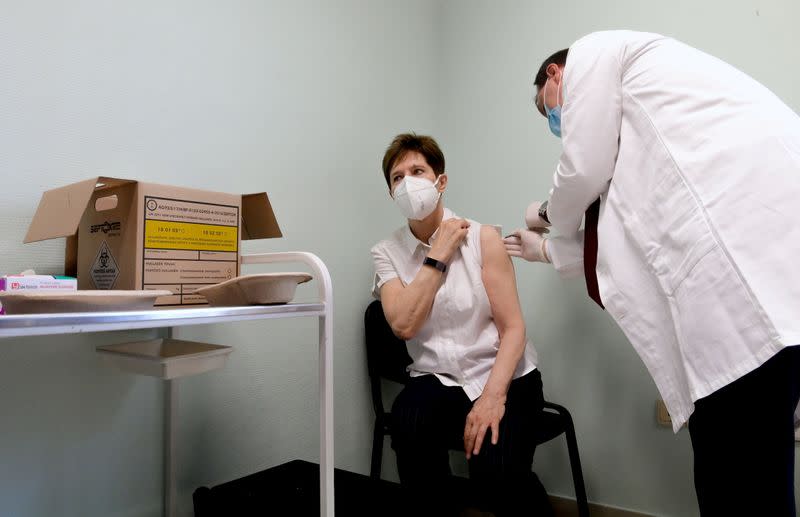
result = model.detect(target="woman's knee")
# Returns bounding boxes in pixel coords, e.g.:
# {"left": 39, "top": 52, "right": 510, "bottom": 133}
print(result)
{"left": 391, "top": 394, "right": 436, "bottom": 447}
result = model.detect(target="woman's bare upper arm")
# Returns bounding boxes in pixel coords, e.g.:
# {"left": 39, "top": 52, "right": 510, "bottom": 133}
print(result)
{"left": 480, "top": 225, "right": 525, "bottom": 332}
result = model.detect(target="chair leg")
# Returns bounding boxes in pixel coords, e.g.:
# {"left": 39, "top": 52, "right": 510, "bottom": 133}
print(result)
{"left": 370, "top": 419, "right": 384, "bottom": 479}
{"left": 562, "top": 414, "right": 590, "bottom": 517}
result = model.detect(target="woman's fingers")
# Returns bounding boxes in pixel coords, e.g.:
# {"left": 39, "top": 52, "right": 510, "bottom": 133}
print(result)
{"left": 491, "top": 420, "right": 500, "bottom": 445}
{"left": 472, "top": 424, "right": 488, "bottom": 456}
{"left": 464, "top": 421, "right": 475, "bottom": 459}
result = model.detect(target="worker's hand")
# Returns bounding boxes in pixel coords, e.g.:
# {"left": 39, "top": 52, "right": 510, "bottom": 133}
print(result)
{"left": 525, "top": 201, "right": 551, "bottom": 230}
{"left": 428, "top": 218, "right": 470, "bottom": 264}
{"left": 464, "top": 392, "right": 506, "bottom": 459}
{"left": 503, "top": 229, "right": 550, "bottom": 263}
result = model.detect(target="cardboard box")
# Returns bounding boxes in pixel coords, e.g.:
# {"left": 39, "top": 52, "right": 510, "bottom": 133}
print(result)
{"left": 24, "top": 177, "right": 282, "bottom": 307}
{"left": 0, "top": 274, "right": 78, "bottom": 314}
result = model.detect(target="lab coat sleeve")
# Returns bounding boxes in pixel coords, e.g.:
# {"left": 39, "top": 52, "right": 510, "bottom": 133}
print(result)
{"left": 547, "top": 231, "right": 585, "bottom": 280}
{"left": 548, "top": 35, "right": 623, "bottom": 236}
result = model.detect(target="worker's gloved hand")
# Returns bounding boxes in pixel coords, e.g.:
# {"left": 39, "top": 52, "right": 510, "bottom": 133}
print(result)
{"left": 503, "top": 229, "right": 550, "bottom": 263}
{"left": 525, "top": 201, "right": 551, "bottom": 230}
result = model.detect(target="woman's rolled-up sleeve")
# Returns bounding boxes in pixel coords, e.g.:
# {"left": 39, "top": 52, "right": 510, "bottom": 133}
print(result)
{"left": 370, "top": 243, "right": 398, "bottom": 299}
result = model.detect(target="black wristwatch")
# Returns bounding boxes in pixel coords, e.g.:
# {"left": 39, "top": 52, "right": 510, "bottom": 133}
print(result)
{"left": 538, "top": 200, "right": 550, "bottom": 224}
{"left": 423, "top": 256, "right": 447, "bottom": 273}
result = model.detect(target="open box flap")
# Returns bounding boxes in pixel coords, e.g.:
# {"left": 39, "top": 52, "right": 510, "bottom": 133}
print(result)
{"left": 241, "top": 192, "right": 282, "bottom": 240}
{"left": 24, "top": 177, "right": 100, "bottom": 243}
{"left": 24, "top": 177, "right": 137, "bottom": 243}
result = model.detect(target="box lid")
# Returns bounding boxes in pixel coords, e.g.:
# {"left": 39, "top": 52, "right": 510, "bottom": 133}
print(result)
{"left": 242, "top": 192, "right": 282, "bottom": 240}
{"left": 24, "top": 177, "right": 137, "bottom": 243}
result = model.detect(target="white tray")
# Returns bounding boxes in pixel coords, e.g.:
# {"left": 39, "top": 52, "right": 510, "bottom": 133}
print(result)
{"left": 96, "top": 338, "right": 232, "bottom": 379}
{"left": 194, "top": 273, "right": 312, "bottom": 306}
{"left": 0, "top": 289, "right": 173, "bottom": 314}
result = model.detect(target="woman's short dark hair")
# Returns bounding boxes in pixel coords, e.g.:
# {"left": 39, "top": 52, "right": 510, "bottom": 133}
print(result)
{"left": 382, "top": 133, "right": 445, "bottom": 188}
{"left": 534, "top": 48, "right": 570, "bottom": 89}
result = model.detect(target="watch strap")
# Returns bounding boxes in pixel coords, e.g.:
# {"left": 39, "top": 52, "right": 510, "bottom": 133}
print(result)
{"left": 423, "top": 256, "right": 447, "bottom": 273}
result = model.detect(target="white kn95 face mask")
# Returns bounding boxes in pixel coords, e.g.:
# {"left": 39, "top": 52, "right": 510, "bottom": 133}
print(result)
{"left": 393, "top": 176, "right": 441, "bottom": 220}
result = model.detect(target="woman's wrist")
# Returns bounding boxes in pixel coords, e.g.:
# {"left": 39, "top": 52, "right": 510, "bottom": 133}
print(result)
{"left": 481, "top": 385, "right": 508, "bottom": 401}
{"left": 426, "top": 246, "right": 450, "bottom": 264}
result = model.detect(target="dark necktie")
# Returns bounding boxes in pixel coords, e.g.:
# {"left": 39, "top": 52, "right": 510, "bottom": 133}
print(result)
{"left": 583, "top": 198, "right": 605, "bottom": 309}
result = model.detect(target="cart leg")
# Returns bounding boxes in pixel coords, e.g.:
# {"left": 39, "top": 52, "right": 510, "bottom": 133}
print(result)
{"left": 319, "top": 315, "right": 334, "bottom": 517}
{"left": 164, "top": 378, "right": 177, "bottom": 517}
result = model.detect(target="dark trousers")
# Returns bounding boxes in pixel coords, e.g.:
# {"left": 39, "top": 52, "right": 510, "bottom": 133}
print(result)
{"left": 391, "top": 370, "right": 547, "bottom": 516}
{"left": 689, "top": 345, "right": 800, "bottom": 517}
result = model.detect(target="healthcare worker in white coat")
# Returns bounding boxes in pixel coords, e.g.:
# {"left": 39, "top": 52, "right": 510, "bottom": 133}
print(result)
{"left": 503, "top": 30, "right": 800, "bottom": 516}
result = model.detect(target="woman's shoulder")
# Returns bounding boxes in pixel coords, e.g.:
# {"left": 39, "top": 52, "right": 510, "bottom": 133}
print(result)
{"left": 455, "top": 216, "right": 504, "bottom": 265}
{"left": 444, "top": 209, "right": 481, "bottom": 230}
{"left": 460, "top": 217, "right": 496, "bottom": 242}
{"left": 447, "top": 215, "right": 484, "bottom": 263}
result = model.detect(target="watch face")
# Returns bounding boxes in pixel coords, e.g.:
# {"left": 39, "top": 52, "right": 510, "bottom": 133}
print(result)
{"left": 538, "top": 201, "right": 549, "bottom": 221}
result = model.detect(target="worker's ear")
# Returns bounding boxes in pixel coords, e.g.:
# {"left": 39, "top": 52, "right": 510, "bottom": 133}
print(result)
{"left": 436, "top": 174, "right": 447, "bottom": 193}
{"left": 547, "top": 63, "right": 561, "bottom": 79}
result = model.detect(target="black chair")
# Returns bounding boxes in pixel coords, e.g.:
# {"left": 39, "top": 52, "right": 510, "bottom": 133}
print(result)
{"left": 365, "top": 299, "right": 590, "bottom": 517}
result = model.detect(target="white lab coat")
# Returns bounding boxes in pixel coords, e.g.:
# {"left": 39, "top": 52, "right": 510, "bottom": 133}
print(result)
{"left": 545, "top": 31, "right": 800, "bottom": 431}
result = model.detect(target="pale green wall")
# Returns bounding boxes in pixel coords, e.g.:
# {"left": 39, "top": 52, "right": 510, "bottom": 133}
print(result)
{"left": 432, "top": 1, "right": 800, "bottom": 516}
{"left": 0, "top": 2, "right": 438, "bottom": 516}
{"left": 1, "top": 1, "right": 798, "bottom": 516}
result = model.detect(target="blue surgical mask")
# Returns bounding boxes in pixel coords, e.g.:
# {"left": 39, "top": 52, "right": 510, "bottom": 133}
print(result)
{"left": 545, "top": 104, "right": 562, "bottom": 138}
{"left": 543, "top": 78, "right": 563, "bottom": 138}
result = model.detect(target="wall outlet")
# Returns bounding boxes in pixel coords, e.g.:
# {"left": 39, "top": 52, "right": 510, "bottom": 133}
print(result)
{"left": 656, "top": 399, "right": 672, "bottom": 427}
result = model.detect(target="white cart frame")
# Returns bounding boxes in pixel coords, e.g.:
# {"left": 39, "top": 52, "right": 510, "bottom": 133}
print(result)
{"left": 0, "top": 252, "right": 334, "bottom": 517}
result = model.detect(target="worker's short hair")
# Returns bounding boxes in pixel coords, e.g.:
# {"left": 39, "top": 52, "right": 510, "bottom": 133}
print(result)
{"left": 534, "top": 48, "right": 570, "bottom": 90}
{"left": 382, "top": 133, "right": 445, "bottom": 189}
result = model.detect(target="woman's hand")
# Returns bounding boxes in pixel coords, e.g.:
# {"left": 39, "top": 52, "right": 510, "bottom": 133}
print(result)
{"left": 428, "top": 218, "right": 470, "bottom": 264}
{"left": 463, "top": 392, "right": 507, "bottom": 459}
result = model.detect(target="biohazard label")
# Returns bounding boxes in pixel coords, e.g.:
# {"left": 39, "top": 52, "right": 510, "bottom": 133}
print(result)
{"left": 90, "top": 241, "right": 120, "bottom": 289}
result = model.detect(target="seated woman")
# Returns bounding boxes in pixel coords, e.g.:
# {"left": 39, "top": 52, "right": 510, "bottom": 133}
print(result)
{"left": 371, "top": 133, "right": 549, "bottom": 516}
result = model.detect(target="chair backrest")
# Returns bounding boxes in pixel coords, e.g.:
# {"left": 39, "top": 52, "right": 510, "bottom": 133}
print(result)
{"left": 364, "top": 300, "right": 412, "bottom": 385}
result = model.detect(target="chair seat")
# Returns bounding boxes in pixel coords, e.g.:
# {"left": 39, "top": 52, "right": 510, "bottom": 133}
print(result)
{"left": 535, "top": 411, "right": 567, "bottom": 444}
